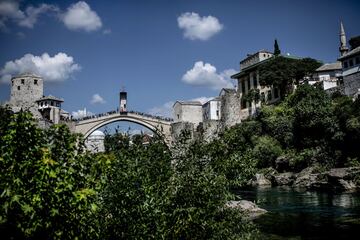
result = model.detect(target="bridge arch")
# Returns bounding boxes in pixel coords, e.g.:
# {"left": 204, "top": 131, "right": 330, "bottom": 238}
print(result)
{"left": 74, "top": 113, "right": 172, "bottom": 144}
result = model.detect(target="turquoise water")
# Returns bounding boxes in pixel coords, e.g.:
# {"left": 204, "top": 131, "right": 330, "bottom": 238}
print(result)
{"left": 237, "top": 186, "right": 360, "bottom": 239}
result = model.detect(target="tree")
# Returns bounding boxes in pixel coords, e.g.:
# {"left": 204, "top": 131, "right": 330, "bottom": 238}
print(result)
{"left": 258, "top": 56, "right": 321, "bottom": 98}
{"left": 0, "top": 112, "right": 100, "bottom": 239}
{"left": 274, "top": 39, "right": 281, "bottom": 56}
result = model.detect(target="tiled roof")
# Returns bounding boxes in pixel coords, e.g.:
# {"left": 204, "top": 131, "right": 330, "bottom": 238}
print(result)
{"left": 36, "top": 95, "right": 64, "bottom": 102}
{"left": 174, "top": 101, "right": 202, "bottom": 106}
{"left": 338, "top": 46, "right": 360, "bottom": 60}
{"left": 316, "top": 62, "right": 342, "bottom": 72}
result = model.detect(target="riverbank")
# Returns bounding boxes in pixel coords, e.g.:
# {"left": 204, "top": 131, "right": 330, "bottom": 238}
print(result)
{"left": 249, "top": 166, "right": 360, "bottom": 192}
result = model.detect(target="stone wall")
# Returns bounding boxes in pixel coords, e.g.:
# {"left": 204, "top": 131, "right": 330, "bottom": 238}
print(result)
{"left": 170, "top": 121, "right": 195, "bottom": 141}
{"left": 220, "top": 91, "right": 242, "bottom": 129}
{"left": 344, "top": 72, "right": 360, "bottom": 97}
{"left": 200, "top": 120, "right": 220, "bottom": 142}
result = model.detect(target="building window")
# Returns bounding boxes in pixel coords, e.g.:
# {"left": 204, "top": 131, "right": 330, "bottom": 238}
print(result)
{"left": 241, "top": 99, "right": 247, "bottom": 109}
{"left": 216, "top": 110, "right": 219, "bottom": 117}
{"left": 253, "top": 75, "right": 257, "bottom": 89}
{"left": 356, "top": 57, "right": 360, "bottom": 65}
{"left": 344, "top": 61, "right": 348, "bottom": 68}
{"left": 17, "top": 86, "right": 20, "bottom": 90}
{"left": 34, "top": 79, "right": 38, "bottom": 85}
{"left": 11, "top": 80, "right": 13, "bottom": 86}
{"left": 274, "top": 88, "right": 279, "bottom": 98}
{"left": 177, "top": 114, "right": 180, "bottom": 120}
{"left": 241, "top": 80, "right": 246, "bottom": 94}
{"left": 51, "top": 101, "right": 54, "bottom": 106}
{"left": 21, "top": 79, "right": 24, "bottom": 84}
{"left": 349, "top": 59, "right": 354, "bottom": 67}
{"left": 247, "top": 77, "right": 251, "bottom": 91}
{"left": 267, "top": 90, "right": 272, "bottom": 101}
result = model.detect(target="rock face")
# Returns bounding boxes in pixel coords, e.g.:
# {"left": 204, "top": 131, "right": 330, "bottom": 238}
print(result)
{"left": 274, "top": 172, "right": 296, "bottom": 186}
{"left": 249, "top": 173, "right": 272, "bottom": 187}
{"left": 292, "top": 167, "right": 360, "bottom": 191}
{"left": 252, "top": 167, "right": 360, "bottom": 192}
{"left": 275, "top": 156, "right": 290, "bottom": 173}
{"left": 226, "top": 200, "right": 267, "bottom": 219}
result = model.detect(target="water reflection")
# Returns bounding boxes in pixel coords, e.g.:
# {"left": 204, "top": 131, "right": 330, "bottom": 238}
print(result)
{"left": 237, "top": 187, "right": 360, "bottom": 239}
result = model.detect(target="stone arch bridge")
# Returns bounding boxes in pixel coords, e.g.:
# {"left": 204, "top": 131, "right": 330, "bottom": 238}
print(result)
{"left": 74, "top": 112, "right": 173, "bottom": 143}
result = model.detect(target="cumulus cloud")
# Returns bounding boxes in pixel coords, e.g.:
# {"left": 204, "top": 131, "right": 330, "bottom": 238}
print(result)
{"left": 61, "top": 1, "right": 102, "bottom": 32}
{"left": 0, "top": 1, "right": 58, "bottom": 30}
{"left": 182, "top": 61, "right": 236, "bottom": 90}
{"left": 177, "top": 12, "right": 223, "bottom": 40}
{"left": 0, "top": 52, "right": 81, "bottom": 84}
{"left": 72, "top": 108, "right": 93, "bottom": 119}
{"left": 148, "top": 101, "right": 174, "bottom": 118}
{"left": 90, "top": 94, "right": 106, "bottom": 104}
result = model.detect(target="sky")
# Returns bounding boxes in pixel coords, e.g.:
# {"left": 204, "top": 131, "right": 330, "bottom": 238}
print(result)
{"left": 0, "top": 0, "right": 360, "bottom": 120}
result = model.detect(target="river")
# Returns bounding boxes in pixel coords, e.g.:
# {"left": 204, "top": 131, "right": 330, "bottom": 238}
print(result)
{"left": 237, "top": 186, "right": 360, "bottom": 239}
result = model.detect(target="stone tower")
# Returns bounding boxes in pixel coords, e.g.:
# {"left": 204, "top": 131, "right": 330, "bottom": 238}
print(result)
{"left": 119, "top": 89, "right": 127, "bottom": 113}
{"left": 339, "top": 21, "right": 349, "bottom": 57}
{"left": 10, "top": 73, "right": 43, "bottom": 112}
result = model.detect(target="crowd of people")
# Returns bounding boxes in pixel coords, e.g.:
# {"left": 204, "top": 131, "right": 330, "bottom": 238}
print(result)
{"left": 72, "top": 109, "right": 173, "bottom": 122}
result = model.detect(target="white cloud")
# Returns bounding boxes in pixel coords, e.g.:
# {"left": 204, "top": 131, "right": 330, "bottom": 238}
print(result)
{"left": 148, "top": 101, "right": 174, "bottom": 118}
{"left": 90, "top": 94, "right": 106, "bottom": 104}
{"left": 61, "top": 1, "right": 102, "bottom": 32}
{"left": 0, "top": 52, "right": 81, "bottom": 84}
{"left": 72, "top": 108, "right": 93, "bottom": 119}
{"left": 0, "top": 1, "right": 58, "bottom": 29}
{"left": 182, "top": 61, "right": 236, "bottom": 90}
{"left": 177, "top": 12, "right": 223, "bottom": 40}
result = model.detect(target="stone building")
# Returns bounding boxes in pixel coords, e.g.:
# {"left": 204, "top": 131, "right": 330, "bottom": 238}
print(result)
{"left": 231, "top": 50, "right": 281, "bottom": 120}
{"left": 337, "top": 23, "right": 360, "bottom": 98}
{"left": 9, "top": 73, "right": 44, "bottom": 118}
{"left": 311, "top": 62, "right": 342, "bottom": 90}
{"left": 202, "top": 97, "right": 221, "bottom": 121}
{"left": 173, "top": 101, "right": 203, "bottom": 126}
{"left": 6, "top": 73, "right": 65, "bottom": 125}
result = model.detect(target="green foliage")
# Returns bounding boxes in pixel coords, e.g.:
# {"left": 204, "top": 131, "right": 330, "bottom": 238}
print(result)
{"left": 242, "top": 88, "right": 260, "bottom": 104}
{"left": 0, "top": 111, "right": 100, "bottom": 239}
{"left": 252, "top": 136, "right": 282, "bottom": 168}
{"left": 258, "top": 56, "right": 321, "bottom": 98}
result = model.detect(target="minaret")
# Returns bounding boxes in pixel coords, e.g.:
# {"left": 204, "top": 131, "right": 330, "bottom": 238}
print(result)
{"left": 339, "top": 21, "right": 349, "bottom": 56}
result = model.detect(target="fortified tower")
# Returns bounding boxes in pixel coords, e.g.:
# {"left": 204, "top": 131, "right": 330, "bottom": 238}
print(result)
{"left": 10, "top": 73, "right": 43, "bottom": 109}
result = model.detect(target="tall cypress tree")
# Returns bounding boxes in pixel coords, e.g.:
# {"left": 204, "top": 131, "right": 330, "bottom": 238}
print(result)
{"left": 274, "top": 39, "right": 281, "bottom": 56}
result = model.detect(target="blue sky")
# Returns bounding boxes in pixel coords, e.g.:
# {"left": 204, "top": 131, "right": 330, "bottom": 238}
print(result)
{"left": 1, "top": 0, "right": 360, "bottom": 119}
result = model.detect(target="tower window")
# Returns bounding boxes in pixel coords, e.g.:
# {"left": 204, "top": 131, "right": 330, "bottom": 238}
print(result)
{"left": 21, "top": 79, "right": 24, "bottom": 84}
{"left": 11, "top": 80, "right": 13, "bottom": 86}
{"left": 343, "top": 61, "right": 348, "bottom": 68}
{"left": 17, "top": 86, "right": 20, "bottom": 90}
{"left": 34, "top": 79, "right": 38, "bottom": 85}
